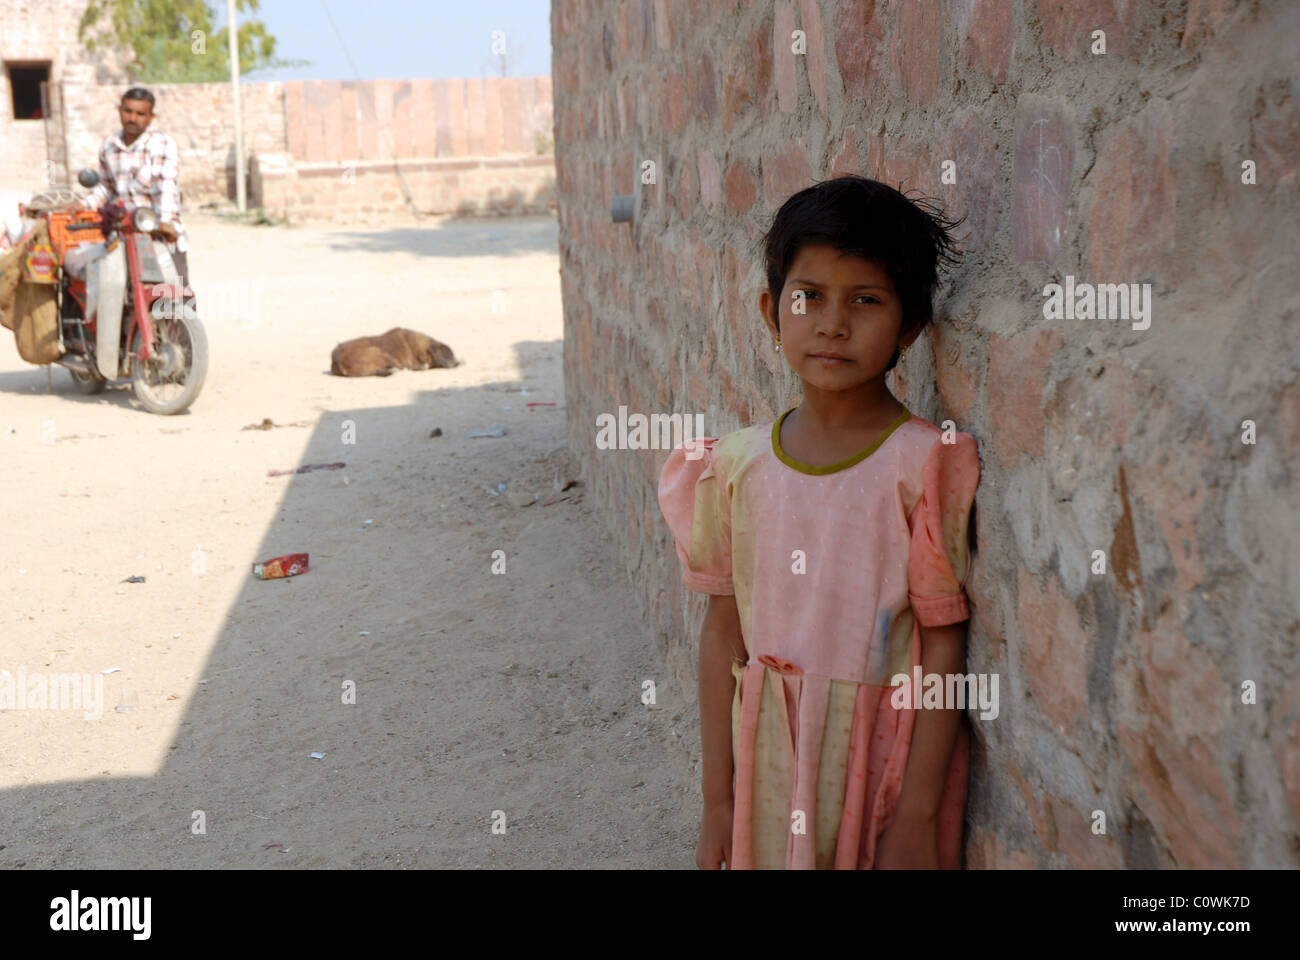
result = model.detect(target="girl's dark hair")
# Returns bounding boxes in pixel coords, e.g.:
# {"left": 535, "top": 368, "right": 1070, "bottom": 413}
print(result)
{"left": 761, "top": 175, "right": 963, "bottom": 368}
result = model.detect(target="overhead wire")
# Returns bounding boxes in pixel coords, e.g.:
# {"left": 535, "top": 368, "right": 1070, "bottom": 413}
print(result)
{"left": 319, "top": 0, "right": 420, "bottom": 217}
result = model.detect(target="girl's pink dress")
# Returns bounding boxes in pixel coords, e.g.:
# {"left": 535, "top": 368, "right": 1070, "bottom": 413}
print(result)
{"left": 658, "top": 406, "right": 980, "bottom": 869}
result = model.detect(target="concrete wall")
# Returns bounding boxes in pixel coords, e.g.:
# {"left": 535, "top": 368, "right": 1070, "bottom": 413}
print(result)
{"left": 552, "top": 0, "right": 1300, "bottom": 868}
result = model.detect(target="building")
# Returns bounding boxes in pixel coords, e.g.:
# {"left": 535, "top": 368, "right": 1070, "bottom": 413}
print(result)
{"left": 0, "top": 0, "right": 131, "bottom": 190}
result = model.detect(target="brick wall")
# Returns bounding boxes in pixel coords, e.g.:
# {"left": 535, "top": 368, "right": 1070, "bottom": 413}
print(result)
{"left": 553, "top": 0, "right": 1300, "bottom": 868}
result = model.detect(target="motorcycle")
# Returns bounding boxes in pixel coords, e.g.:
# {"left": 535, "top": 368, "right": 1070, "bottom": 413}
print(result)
{"left": 17, "top": 168, "right": 208, "bottom": 414}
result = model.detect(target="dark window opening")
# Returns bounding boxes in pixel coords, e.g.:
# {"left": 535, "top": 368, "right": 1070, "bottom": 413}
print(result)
{"left": 8, "top": 64, "right": 51, "bottom": 120}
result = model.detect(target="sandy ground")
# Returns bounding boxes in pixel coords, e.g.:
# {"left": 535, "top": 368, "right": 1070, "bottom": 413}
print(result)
{"left": 0, "top": 211, "right": 700, "bottom": 868}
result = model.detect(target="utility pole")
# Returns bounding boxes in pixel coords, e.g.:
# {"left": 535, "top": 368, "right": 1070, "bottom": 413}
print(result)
{"left": 228, "top": 0, "right": 246, "bottom": 212}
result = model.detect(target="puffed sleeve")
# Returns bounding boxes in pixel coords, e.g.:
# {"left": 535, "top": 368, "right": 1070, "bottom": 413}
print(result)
{"left": 656, "top": 437, "right": 734, "bottom": 595}
{"left": 907, "top": 432, "right": 980, "bottom": 627}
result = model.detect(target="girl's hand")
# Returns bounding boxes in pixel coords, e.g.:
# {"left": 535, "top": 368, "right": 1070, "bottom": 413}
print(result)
{"left": 697, "top": 797, "right": 734, "bottom": 869}
{"left": 874, "top": 810, "right": 940, "bottom": 869}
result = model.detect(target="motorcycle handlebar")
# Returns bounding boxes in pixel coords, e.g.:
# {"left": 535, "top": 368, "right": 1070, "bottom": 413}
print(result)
{"left": 76, "top": 204, "right": 174, "bottom": 239}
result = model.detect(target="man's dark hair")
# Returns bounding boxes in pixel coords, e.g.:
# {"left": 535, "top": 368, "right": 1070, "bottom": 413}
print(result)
{"left": 761, "top": 176, "right": 963, "bottom": 367}
{"left": 121, "top": 87, "right": 156, "bottom": 109}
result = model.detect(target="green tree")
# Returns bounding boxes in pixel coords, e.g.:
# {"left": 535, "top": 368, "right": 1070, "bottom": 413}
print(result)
{"left": 79, "top": 0, "right": 309, "bottom": 83}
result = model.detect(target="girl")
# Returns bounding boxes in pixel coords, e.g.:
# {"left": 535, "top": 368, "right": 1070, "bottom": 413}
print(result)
{"left": 658, "top": 176, "right": 979, "bottom": 870}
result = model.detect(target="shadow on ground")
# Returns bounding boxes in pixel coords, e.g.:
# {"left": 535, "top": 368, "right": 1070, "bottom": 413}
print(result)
{"left": 0, "top": 368, "right": 174, "bottom": 415}
{"left": 0, "top": 341, "right": 696, "bottom": 869}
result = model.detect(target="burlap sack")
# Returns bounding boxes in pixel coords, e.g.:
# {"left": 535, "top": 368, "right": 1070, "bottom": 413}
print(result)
{"left": 0, "top": 218, "right": 50, "bottom": 334}
{"left": 13, "top": 279, "right": 60, "bottom": 364}
{"left": 0, "top": 241, "right": 25, "bottom": 331}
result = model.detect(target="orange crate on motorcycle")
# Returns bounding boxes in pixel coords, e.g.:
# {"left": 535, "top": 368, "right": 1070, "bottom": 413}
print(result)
{"left": 47, "top": 210, "right": 105, "bottom": 260}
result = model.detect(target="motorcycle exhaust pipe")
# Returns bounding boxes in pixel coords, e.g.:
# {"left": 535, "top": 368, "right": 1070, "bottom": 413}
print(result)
{"left": 56, "top": 356, "right": 98, "bottom": 376}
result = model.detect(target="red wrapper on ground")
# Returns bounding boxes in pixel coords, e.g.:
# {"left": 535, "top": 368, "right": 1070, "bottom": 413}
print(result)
{"left": 252, "top": 553, "right": 309, "bottom": 579}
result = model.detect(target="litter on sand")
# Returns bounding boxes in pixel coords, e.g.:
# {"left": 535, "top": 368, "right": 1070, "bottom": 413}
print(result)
{"left": 115, "top": 689, "right": 139, "bottom": 712}
{"left": 100, "top": 667, "right": 121, "bottom": 675}
{"left": 122, "top": 575, "right": 146, "bottom": 583}
{"left": 466, "top": 425, "right": 507, "bottom": 439}
{"left": 541, "top": 486, "right": 585, "bottom": 506}
{"left": 252, "top": 553, "right": 309, "bottom": 579}
{"left": 429, "top": 427, "right": 443, "bottom": 438}
{"left": 242, "top": 418, "right": 311, "bottom": 431}
{"left": 309, "top": 751, "right": 325, "bottom": 760}
{"left": 267, "top": 461, "right": 346, "bottom": 477}
{"left": 525, "top": 402, "right": 557, "bottom": 407}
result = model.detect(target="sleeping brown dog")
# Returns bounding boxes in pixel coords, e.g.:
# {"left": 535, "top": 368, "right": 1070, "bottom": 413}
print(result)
{"left": 330, "top": 327, "right": 458, "bottom": 377}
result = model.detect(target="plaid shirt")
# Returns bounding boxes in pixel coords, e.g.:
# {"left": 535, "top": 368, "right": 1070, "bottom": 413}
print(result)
{"left": 82, "top": 128, "right": 189, "bottom": 253}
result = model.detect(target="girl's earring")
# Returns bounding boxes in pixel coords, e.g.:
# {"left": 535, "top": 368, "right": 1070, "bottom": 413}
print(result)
{"left": 774, "top": 337, "right": 782, "bottom": 353}
{"left": 899, "top": 345, "right": 907, "bottom": 361}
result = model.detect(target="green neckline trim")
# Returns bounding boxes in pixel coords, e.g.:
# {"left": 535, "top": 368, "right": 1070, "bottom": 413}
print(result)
{"left": 770, "top": 405, "right": 912, "bottom": 476}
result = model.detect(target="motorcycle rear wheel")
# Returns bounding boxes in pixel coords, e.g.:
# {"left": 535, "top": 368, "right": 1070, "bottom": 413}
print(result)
{"left": 68, "top": 367, "right": 108, "bottom": 394}
{"left": 130, "top": 310, "right": 209, "bottom": 415}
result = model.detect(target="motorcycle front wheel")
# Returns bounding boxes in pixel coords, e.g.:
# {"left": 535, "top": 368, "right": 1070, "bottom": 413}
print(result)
{"left": 130, "top": 309, "right": 209, "bottom": 415}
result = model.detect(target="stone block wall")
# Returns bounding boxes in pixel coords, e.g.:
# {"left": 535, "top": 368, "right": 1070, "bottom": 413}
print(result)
{"left": 258, "top": 76, "right": 556, "bottom": 220}
{"left": 552, "top": 0, "right": 1299, "bottom": 867}
{"left": 54, "top": 76, "right": 555, "bottom": 220}
{"left": 2, "top": 0, "right": 556, "bottom": 221}
{"left": 0, "top": 0, "right": 130, "bottom": 188}
{"left": 59, "top": 80, "right": 288, "bottom": 201}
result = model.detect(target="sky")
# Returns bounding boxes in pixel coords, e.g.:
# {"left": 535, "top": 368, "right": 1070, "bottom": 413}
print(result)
{"left": 223, "top": 0, "right": 553, "bottom": 82}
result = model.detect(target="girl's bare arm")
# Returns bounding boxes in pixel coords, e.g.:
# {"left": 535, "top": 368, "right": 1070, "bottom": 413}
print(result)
{"left": 872, "top": 621, "right": 966, "bottom": 871}
{"left": 697, "top": 593, "right": 745, "bottom": 868}
{"left": 895, "top": 622, "right": 966, "bottom": 819}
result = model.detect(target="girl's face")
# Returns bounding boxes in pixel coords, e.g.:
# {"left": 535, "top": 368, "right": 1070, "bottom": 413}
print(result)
{"left": 762, "top": 244, "right": 915, "bottom": 392}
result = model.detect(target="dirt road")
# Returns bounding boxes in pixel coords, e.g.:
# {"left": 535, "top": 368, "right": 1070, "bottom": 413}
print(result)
{"left": 0, "top": 212, "right": 699, "bottom": 868}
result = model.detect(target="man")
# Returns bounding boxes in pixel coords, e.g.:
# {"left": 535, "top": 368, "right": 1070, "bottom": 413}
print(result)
{"left": 81, "top": 87, "right": 191, "bottom": 291}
